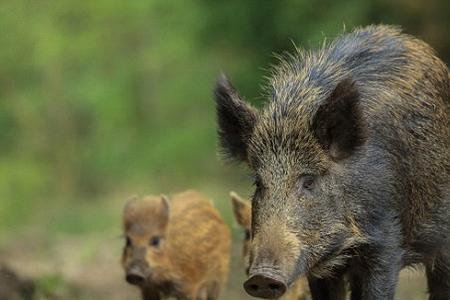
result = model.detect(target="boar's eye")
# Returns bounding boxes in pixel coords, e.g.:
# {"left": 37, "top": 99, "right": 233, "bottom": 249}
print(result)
{"left": 149, "top": 236, "right": 161, "bottom": 248}
{"left": 252, "top": 174, "right": 264, "bottom": 190}
{"left": 252, "top": 176, "right": 261, "bottom": 188}
{"left": 300, "top": 175, "right": 316, "bottom": 191}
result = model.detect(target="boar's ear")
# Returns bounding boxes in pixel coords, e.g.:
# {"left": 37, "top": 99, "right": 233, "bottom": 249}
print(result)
{"left": 160, "top": 195, "right": 171, "bottom": 223}
{"left": 311, "top": 79, "right": 366, "bottom": 161}
{"left": 230, "top": 191, "right": 251, "bottom": 227}
{"left": 214, "top": 74, "right": 258, "bottom": 163}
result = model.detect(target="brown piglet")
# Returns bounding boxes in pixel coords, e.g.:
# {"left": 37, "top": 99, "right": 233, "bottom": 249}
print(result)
{"left": 122, "top": 190, "right": 231, "bottom": 300}
{"left": 230, "top": 191, "right": 311, "bottom": 300}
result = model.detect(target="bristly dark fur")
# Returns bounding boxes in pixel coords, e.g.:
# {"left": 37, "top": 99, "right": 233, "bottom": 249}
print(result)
{"left": 214, "top": 24, "right": 450, "bottom": 300}
{"left": 214, "top": 73, "right": 257, "bottom": 162}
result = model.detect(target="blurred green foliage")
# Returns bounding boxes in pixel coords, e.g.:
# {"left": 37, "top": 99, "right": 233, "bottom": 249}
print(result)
{"left": 35, "top": 273, "right": 81, "bottom": 299}
{"left": 0, "top": 0, "right": 449, "bottom": 233}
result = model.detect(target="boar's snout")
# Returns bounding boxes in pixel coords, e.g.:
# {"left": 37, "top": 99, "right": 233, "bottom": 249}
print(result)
{"left": 244, "top": 268, "right": 287, "bottom": 299}
{"left": 126, "top": 264, "right": 147, "bottom": 286}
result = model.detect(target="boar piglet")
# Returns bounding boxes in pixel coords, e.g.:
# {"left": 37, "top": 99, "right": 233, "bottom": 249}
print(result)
{"left": 230, "top": 191, "right": 311, "bottom": 300}
{"left": 122, "top": 190, "right": 231, "bottom": 300}
{"left": 215, "top": 25, "right": 450, "bottom": 300}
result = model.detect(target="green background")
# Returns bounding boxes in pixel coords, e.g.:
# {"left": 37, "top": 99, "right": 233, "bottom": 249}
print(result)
{"left": 0, "top": 0, "right": 448, "bottom": 299}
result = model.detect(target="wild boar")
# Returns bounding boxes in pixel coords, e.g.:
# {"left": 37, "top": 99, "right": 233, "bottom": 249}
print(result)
{"left": 215, "top": 25, "right": 450, "bottom": 300}
{"left": 122, "top": 190, "right": 231, "bottom": 300}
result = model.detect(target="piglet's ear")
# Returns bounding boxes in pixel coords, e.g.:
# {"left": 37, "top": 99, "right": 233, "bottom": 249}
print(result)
{"left": 160, "top": 195, "right": 171, "bottom": 223}
{"left": 123, "top": 195, "right": 139, "bottom": 229}
{"left": 311, "top": 79, "right": 366, "bottom": 161}
{"left": 230, "top": 191, "right": 251, "bottom": 227}
{"left": 214, "top": 74, "right": 258, "bottom": 163}
{"left": 123, "top": 195, "right": 139, "bottom": 216}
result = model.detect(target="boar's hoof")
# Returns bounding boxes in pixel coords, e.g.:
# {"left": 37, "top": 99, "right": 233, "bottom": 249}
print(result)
{"left": 244, "top": 273, "right": 287, "bottom": 298}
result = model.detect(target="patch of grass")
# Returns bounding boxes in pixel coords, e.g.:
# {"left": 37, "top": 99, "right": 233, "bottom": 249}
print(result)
{"left": 35, "top": 273, "right": 82, "bottom": 299}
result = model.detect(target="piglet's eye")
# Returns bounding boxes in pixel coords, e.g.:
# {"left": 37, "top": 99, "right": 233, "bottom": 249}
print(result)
{"left": 149, "top": 236, "right": 161, "bottom": 247}
{"left": 301, "top": 175, "right": 316, "bottom": 191}
{"left": 244, "top": 229, "right": 251, "bottom": 240}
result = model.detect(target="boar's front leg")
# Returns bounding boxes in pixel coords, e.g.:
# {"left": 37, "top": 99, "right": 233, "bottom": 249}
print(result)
{"left": 308, "top": 275, "right": 346, "bottom": 300}
{"left": 426, "top": 249, "right": 450, "bottom": 300}
{"left": 352, "top": 244, "right": 403, "bottom": 300}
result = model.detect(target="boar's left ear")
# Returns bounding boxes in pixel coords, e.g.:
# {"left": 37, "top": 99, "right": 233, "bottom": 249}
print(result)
{"left": 311, "top": 79, "right": 366, "bottom": 161}
{"left": 214, "top": 74, "right": 258, "bottom": 163}
{"left": 160, "top": 195, "right": 171, "bottom": 222}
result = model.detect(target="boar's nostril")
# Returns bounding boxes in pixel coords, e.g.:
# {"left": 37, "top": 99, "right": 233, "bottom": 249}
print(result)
{"left": 269, "top": 283, "right": 281, "bottom": 290}
{"left": 243, "top": 273, "right": 287, "bottom": 299}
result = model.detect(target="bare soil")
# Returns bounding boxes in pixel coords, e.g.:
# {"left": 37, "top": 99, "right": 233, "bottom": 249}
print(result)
{"left": 0, "top": 231, "right": 428, "bottom": 300}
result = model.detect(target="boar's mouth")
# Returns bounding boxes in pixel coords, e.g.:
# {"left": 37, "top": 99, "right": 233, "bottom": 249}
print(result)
{"left": 307, "top": 233, "right": 352, "bottom": 277}
{"left": 318, "top": 243, "right": 344, "bottom": 265}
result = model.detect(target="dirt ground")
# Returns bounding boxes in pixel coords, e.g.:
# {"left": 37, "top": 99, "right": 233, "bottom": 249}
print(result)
{"left": 0, "top": 230, "right": 428, "bottom": 300}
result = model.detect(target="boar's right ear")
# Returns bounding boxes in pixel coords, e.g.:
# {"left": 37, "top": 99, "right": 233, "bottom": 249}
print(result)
{"left": 230, "top": 191, "right": 251, "bottom": 227}
{"left": 214, "top": 74, "right": 258, "bottom": 163}
{"left": 311, "top": 79, "right": 366, "bottom": 161}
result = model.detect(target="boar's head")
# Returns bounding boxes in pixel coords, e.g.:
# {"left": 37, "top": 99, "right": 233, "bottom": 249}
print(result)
{"left": 215, "top": 74, "right": 366, "bottom": 298}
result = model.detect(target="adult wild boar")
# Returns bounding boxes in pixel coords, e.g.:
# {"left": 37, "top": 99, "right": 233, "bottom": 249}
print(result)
{"left": 230, "top": 191, "right": 311, "bottom": 300}
{"left": 214, "top": 25, "right": 450, "bottom": 300}
{"left": 122, "top": 190, "right": 231, "bottom": 300}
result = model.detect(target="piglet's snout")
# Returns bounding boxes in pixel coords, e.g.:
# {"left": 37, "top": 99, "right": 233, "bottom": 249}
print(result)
{"left": 125, "top": 263, "right": 148, "bottom": 286}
